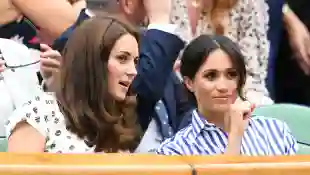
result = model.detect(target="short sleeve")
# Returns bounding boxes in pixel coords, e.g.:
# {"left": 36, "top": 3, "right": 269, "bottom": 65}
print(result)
{"left": 282, "top": 122, "right": 298, "bottom": 155}
{"left": 5, "top": 93, "right": 56, "bottom": 139}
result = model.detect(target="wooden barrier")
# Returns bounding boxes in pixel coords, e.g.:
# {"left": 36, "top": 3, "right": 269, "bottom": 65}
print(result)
{"left": 0, "top": 153, "right": 309, "bottom": 175}
{"left": 182, "top": 156, "right": 310, "bottom": 175}
{"left": 0, "top": 153, "right": 192, "bottom": 175}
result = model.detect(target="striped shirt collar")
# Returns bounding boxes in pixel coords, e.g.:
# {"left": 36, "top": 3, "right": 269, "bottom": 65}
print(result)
{"left": 191, "top": 109, "right": 253, "bottom": 139}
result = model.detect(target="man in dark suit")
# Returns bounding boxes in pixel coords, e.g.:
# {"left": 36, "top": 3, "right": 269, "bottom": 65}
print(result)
{"left": 265, "top": 0, "right": 284, "bottom": 98}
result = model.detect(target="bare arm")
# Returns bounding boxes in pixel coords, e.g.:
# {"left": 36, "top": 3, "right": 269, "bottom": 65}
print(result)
{"left": 8, "top": 122, "right": 45, "bottom": 152}
{"left": 10, "top": 0, "right": 78, "bottom": 39}
{"left": 282, "top": 3, "right": 310, "bottom": 74}
{"left": 0, "top": 0, "right": 21, "bottom": 25}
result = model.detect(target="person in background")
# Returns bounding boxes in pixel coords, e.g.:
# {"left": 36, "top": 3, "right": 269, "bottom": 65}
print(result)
{"left": 171, "top": 0, "right": 272, "bottom": 105}
{"left": 274, "top": 1, "right": 310, "bottom": 105}
{"left": 157, "top": 35, "right": 297, "bottom": 156}
{"left": 0, "top": 0, "right": 85, "bottom": 48}
{"left": 265, "top": 0, "right": 284, "bottom": 98}
{"left": 0, "top": 39, "right": 41, "bottom": 137}
{"left": 6, "top": 0, "right": 186, "bottom": 153}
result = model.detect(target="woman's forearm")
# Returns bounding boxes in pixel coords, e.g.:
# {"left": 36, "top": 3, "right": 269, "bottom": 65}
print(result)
{"left": 225, "top": 132, "right": 242, "bottom": 155}
{"left": 11, "top": 0, "right": 77, "bottom": 39}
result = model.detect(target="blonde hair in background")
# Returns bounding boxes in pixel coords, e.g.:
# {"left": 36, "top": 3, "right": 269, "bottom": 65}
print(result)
{"left": 192, "top": 0, "right": 238, "bottom": 35}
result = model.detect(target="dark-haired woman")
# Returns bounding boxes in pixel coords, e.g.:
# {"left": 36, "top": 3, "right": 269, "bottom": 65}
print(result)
{"left": 171, "top": 0, "right": 272, "bottom": 105}
{"left": 157, "top": 35, "right": 297, "bottom": 155}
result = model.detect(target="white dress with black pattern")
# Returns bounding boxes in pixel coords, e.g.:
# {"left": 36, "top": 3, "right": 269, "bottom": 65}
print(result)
{"left": 171, "top": 0, "right": 273, "bottom": 105}
{"left": 5, "top": 92, "right": 161, "bottom": 153}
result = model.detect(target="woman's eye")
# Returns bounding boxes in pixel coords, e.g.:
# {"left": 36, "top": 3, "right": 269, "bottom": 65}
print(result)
{"left": 116, "top": 55, "right": 128, "bottom": 63}
{"left": 204, "top": 71, "right": 217, "bottom": 81}
{"left": 227, "top": 71, "right": 238, "bottom": 80}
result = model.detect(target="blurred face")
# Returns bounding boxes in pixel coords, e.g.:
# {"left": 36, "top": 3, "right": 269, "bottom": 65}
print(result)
{"left": 185, "top": 49, "right": 239, "bottom": 113}
{"left": 107, "top": 33, "right": 139, "bottom": 101}
{"left": 118, "top": 0, "right": 147, "bottom": 26}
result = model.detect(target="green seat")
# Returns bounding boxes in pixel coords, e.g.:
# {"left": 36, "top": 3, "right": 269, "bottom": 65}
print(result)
{"left": 0, "top": 137, "right": 7, "bottom": 152}
{"left": 252, "top": 103, "right": 310, "bottom": 154}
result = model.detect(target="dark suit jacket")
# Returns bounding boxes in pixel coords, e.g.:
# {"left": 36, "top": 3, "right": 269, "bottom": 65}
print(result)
{"left": 266, "top": 0, "right": 284, "bottom": 98}
{"left": 132, "top": 29, "right": 192, "bottom": 134}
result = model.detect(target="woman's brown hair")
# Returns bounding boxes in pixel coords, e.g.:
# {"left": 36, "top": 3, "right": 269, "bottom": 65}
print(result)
{"left": 55, "top": 15, "right": 141, "bottom": 153}
{"left": 202, "top": 0, "right": 238, "bottom": 35}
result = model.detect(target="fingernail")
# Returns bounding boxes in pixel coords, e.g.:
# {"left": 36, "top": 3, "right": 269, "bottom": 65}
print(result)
{"left": 250, "top": 104, "right": 255, "bottom": 112}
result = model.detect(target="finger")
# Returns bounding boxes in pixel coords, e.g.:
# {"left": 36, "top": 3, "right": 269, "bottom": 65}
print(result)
{"left": 307, "top": 42, "right": 310, "bottom": 58}
{"left": 40, "top": 58, "right": 61, "bottom": 69}
{"left": 298, "top": 46, "right": 308, "bottom": 64}
{"left": 40, "top": 44, "right": 53, "bottom": 52}
{"left": 304, "top": 38, "right": 310, "bottom": 70}
{"left": 40, "top": 50, "right": 62, "bottom": 59}
{"left": 40, "top": 66, "right": 59, "bottom": 74}
{"left": 240, "top": 101, "right": 252, "bottom": 118}
{"left": 250, "top": 104, "right": 256, "bottom": 112}
{"left": 296, "top": 56, "right": 310, "bottom": 75}
{"left": 302, "top": 38, "right": 310, "bottom": 67}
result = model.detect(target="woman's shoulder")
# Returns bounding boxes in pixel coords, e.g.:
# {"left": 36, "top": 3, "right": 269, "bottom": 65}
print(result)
{"left": 250, "top": 115, "right": 291, "bottom": 134}
{"left": 20, "top": 92, "right": 59, "bottom": 115}
{"left": 5, "top": 92, "right": 62, "bottom": 138}
{"left": 250, "top": 115, "right": 298, "bottom": 155}
{"left": 157, "top": 124, "right": 194, "bottom": 155}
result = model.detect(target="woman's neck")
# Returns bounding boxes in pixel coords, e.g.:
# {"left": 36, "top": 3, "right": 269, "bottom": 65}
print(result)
{"left": 199, "top": 108, "right": 227, "bottom": 130}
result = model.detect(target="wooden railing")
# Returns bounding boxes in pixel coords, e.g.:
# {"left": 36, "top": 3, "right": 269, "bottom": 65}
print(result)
{"left": 0, "top": 153, "right": 309, "bottom": 174}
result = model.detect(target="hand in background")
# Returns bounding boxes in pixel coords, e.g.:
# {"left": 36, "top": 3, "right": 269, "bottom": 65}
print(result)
{"left": 285, "top": 10, "right": 310, "bottom": 75}
{"left": 40, "top": 44, "right": 61, "bottom": 91}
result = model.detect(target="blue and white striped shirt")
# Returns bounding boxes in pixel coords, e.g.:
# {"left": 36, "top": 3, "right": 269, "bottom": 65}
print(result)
{"left": 157, "top": 110, "right": 297, "bottom": 155}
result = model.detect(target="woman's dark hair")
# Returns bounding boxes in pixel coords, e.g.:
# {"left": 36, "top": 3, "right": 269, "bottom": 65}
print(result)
{"left": 180, "top": 34, "right": 247, "bottom": 102}
{"left": 55, "top": 15, "right": 141, "bottom": 153}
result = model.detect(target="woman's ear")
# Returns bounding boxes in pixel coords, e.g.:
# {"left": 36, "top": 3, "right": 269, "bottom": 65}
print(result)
{"left": 183, "top": 76, "right": 195, "bottom": 93}
{"left": 119, "top": 0, "right": 135, "bottom": 15}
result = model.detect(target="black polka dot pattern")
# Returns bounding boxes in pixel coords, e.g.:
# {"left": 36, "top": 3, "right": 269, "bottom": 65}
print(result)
{"left": 55, "top": 130, "right": 61, "bottom": 136}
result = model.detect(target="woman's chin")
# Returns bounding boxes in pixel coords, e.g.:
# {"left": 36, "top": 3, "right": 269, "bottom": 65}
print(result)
{"left": 213, "top": 104, "right": 230, "bottom": 112}
{"left": 111, "top": 92, "right": 127, "bottom": 102}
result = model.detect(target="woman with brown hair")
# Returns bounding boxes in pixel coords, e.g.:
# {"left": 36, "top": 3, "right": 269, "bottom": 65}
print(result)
{"left": 5, "top": 0, "right": 184, "bottom": 152}
{"left": 171, "top": 0, "right": 272, "bottom": 105}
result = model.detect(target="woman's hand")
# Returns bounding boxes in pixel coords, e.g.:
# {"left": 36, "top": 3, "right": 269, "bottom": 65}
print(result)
{"left": 284, "top": 8, "right": 310, "bottom": 75}
{"left": 224, "top": 100, "right": 254, "bottom": 155}
{"left": 40, "top": 44, "right": 61, "bottom": 92}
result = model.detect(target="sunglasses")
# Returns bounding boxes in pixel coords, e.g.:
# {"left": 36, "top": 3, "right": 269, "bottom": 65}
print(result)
{"left": 0, "top": 50, "right": 39, "bottom": 72}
